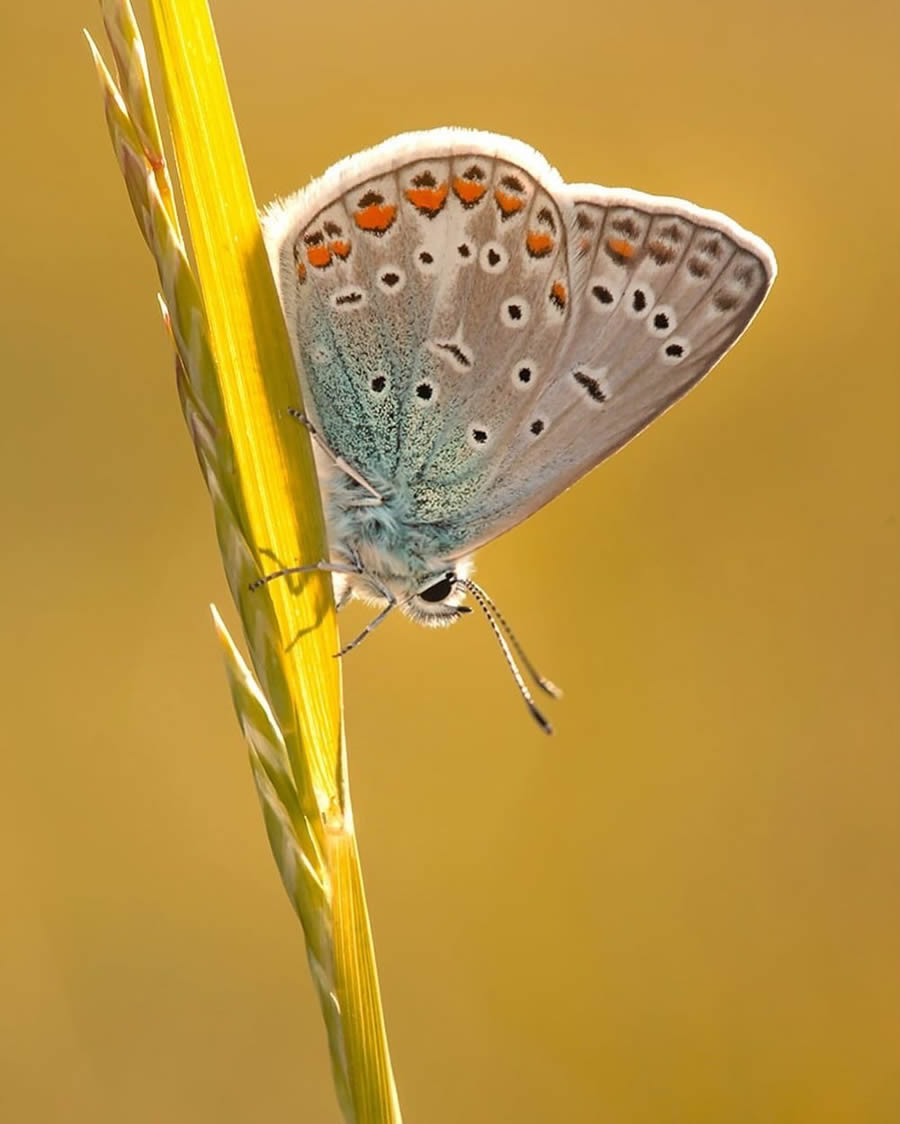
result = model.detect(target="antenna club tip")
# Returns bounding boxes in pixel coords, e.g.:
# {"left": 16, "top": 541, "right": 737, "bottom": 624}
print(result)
{"left": 529, "top": 705, "right": 554, "bottom": 735}
{"left": 540, "top": 678, "right": 564, "bottom": 700}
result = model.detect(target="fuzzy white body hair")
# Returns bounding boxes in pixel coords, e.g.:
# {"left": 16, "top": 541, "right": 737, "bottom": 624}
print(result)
{"left": 310, "top": 446, "right": 474, "bottom": 625}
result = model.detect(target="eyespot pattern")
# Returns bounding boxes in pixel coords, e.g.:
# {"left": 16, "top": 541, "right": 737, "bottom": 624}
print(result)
{"left": 570, "top": 365, "right": 610, "bottom": 407}
{"left": 415, "top": 245, "right": 441, "bottom": 275}
{"left": 624, "top": 283, "right": 654, "bottom": 320}
{"left": 589, "top": 276, "right": 622, "bottom": 311}
{"left": 428, "top": 337, "right": 474, "bottom": 373}
{"left": 467, "top": 424, "right": 492, "bottom": 450}
{"left": 329, "top": 286, "right": 367, "bottom": 311}
{"left": 511, "top": 359, "right": 538, "bottom": 391}
{"left": 500, "top": 296, "right": 531, "bottom": 329}
{"left": 479, "top": 241, "right": 509, "bottom": 274}
{"left": 376, "top": 265, "right": 407, "bottom": 294}
{"left": 647, "top": 304, "right": 676, "bottom": 336}
{"left": 660, "top": 337, "right": 691, "bottom": 365}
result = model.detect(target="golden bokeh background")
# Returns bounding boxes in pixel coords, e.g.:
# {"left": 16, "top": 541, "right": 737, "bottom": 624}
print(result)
{"left": 2, "top": 0, "right": 898, "bottom": 1120}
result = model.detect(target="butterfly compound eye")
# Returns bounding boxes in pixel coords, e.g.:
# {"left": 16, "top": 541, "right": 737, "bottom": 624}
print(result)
{"left": 419, "top": 573, "right": 456, "bottom": 603}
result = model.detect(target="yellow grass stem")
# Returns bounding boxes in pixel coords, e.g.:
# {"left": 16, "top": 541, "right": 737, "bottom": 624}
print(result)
{"left": 88, "top": 1, "right": 401, "bottom": 1119}
{"left": 147, "top": 0, "right": 339, "bottom": 799}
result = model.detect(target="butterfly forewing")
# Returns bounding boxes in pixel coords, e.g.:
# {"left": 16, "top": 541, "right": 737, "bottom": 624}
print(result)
{"left": 264, "top": 130, "right": 775, "bottom": 557}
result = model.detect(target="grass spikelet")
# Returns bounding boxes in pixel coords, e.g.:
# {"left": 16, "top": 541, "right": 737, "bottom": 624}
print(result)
{"left": 88, "top": 1, "right": 401, "bottom": 1119}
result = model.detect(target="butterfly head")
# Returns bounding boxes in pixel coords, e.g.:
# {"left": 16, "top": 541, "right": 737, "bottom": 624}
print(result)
{"left": 252, "top": 549, "right": 559, "bottom": 732}
{"left": 403, "top": 567, "right": 473, "bottom": 626}
{"left": 343, "top": 551, "right": 474, "bottom": 628}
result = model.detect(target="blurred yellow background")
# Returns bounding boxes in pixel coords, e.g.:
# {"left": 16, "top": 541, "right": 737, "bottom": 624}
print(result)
{"left": 2, "top": 0, "right": 898, "bottom": 1120}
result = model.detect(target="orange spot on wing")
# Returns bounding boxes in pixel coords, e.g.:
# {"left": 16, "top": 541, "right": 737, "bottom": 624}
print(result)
{"left": 494, "top": 189, "right": 525, "bottom": 218}
{"left": 452, "top": 177, "right": 487, "bottom": 206}
{"left": 330, "top": 239, "right": 351, "bottom": 260}
{"left": 354, "top": 203, "right": 397, "bottom": 234}
{"left": 607, "top": 237, "right": 635, "bottom": 260}
{"left": 306, "top": 245, "right": 332, "bottom": 268}
{"left": 526, "top": 231, "right": 554, "bottom": 258}
{"left": 550, "top": 280, "right": 567, "bottom": 309}
{"left": 295, "top": 259, "right": 307, "bottom": 283}
{"left": 405, "top": 183, "right": 449, "bottom": 216}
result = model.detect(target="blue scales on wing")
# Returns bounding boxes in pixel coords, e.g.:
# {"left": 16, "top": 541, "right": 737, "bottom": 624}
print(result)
{"left": 263, "top": 129, "right": 775, "bottom": 561}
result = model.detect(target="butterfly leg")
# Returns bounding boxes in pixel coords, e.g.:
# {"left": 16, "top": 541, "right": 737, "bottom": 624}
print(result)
{"left": 248, "top": 558, "right": 361, "bottom": 593}
{"left": 335, "top": 592, "right": 397, "bottom": 658}
{"left": 287, "top": 408, "right": 383, "bottom": 503}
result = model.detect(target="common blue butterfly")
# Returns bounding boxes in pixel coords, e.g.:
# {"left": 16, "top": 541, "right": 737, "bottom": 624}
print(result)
{"left": 257, "top": 129, "right": 776, "bottom": 730}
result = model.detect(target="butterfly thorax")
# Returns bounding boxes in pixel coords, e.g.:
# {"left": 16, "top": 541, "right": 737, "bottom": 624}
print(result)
{"left": 319, "top": 462, "right": 473, "bottom": 625}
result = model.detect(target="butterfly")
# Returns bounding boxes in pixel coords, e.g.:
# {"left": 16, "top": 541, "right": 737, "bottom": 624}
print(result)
{"left": 257, "top": 129, "right": 776, "bottom": 731}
